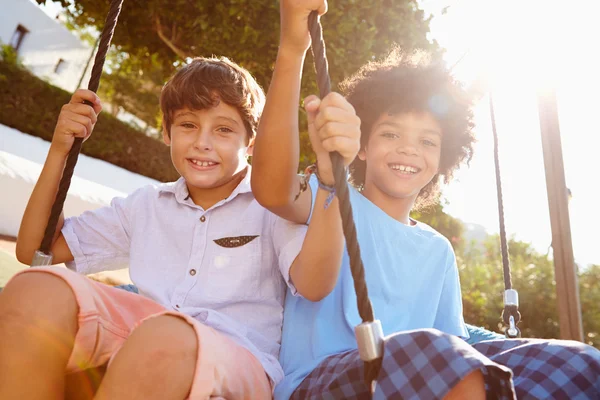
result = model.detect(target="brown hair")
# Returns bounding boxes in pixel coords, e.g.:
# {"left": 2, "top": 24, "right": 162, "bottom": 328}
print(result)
{"left": 342, "top": 49, "right": 476, "bottom": 210}
{"left": 160, "top": 56, "right": 265, "bottom": 141}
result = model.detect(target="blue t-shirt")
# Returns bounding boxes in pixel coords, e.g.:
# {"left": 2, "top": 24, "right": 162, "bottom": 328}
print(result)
{"left": 274, "top": 176, "right": 469, "bottom": 399}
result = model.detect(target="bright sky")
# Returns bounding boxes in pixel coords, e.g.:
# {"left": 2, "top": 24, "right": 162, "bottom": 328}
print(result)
{"left": 420, "top": 0, "right": 600, "bottom": 267}
{"left": 36, "top": 0, "right": 59, "bottom": 18}
{"left": 37, "top": 0, "right": 599, "bottom": 266}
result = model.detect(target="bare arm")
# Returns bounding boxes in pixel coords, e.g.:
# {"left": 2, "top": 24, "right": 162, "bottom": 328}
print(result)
{"left": 288, "top": 189, "right": 343, "bottom": 301}
{"left": 16, "top": 90, "right": 102, "bottom": 265}
{"left": 16, "top": 149, "right": 72, "bottom": 265}
{"left": 287, "top": 94, "right": 361, "bottom": 301}
{"left": 252, "top": 47, "right": 311, "bottom": 223}
{"left": 254, "top": 1, "right": 362, "bottom": 301}
{"left": 251, "top": 1, "right": 327, "bottom": 224}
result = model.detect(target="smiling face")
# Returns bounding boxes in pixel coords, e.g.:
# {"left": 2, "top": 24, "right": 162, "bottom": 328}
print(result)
{"left": 163, "top": 101, "right": 250, "bottom": 194}
{"left": 359, "top": 111, "right": 442, "bottom": 205}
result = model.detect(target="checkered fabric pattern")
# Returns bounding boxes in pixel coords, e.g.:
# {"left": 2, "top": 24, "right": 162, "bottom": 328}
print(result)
{"left": 473, "top": 338, "right": 600, "bottom": 399}
{"left": 292, "top": 329, "right": 600, "bottom": 399}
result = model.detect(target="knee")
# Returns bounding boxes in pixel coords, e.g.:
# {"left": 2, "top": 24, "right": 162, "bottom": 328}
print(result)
{"left": 128, "top": 315, "right": 198, "bottom": 368}
{"left": 550, "top": 340, "right": 600, "bottom": 371}
{"left": 0, "top": 271, "right": 78, "bottom": 328}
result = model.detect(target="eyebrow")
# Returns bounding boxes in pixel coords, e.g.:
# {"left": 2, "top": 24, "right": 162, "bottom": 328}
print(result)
{"left": 173, "top": 112, "right": 241, "bottom": 127}
{"left": 215, "top": 115, "right": 241, "bottom": 127}
{"left": 374, "top": 121, "right": 442, "bottom": 137}
{"left": 173, "top": 111, "right": 197, "bottom": 120}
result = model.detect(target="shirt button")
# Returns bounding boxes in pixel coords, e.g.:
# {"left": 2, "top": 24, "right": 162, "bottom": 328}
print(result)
{"left": 200, "top": 216, "right": 206, "bottom": 222}
{"left": 175, "top": 304, "right": 180, "bottom": 308}
{"left": 189, "top": 269, "right": 197, "bottom": 276}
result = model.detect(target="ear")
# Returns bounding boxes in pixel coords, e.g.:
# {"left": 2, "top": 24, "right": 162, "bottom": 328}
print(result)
{"left": 246, "top": 136, "right": 255, "bottom": 157}
{"left": 162, "top": 125, "right": 171, "bottom": 146}
{"left": 358, "top": 147, "right": 367, "bottom": 161}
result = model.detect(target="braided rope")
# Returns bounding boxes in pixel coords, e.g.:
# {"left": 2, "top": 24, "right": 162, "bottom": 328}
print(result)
{"left": 308, "top": 11, "right": 382, "bottom": 391}
{"left": 489, "top": 94, "right": 521, "bottom": 334}
{"left": 38, "top": 0, "right": 124, "bottom": 255}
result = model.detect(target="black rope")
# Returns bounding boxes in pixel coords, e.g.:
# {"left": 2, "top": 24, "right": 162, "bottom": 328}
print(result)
{"left": 38, "top": 0, "right": 124, "bottom": 256}
{"left": 489, "top": 93, "right": 521, "bottom": 334}
{"left": 308, "top": 11, "right": 382, "bottom": 391}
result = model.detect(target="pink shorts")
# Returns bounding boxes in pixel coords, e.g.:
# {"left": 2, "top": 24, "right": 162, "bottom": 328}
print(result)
{"left": 9, "top": 267, "right": 271, "bottom": 399}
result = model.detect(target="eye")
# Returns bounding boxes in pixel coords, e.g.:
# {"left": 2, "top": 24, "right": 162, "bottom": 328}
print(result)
{"left": 422, "top": 138, "right": 438, "bottom": 147}
{"left": 381, "top": 132, "right": 399, "bottom": 139}
{"left": 217, "top": 126, "right": 234, "bottom": 133}
{"left": 180, "top": 122, "right": 196, "bottom": 129}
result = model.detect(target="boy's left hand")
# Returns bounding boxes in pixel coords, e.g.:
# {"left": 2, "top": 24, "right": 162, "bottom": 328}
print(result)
{"left": 304, "top": 93, "right": 361, "bottom": 185}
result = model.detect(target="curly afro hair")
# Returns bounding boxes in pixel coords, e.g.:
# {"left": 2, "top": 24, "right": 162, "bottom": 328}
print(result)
{"left": 341, "top": 48, "right": 476, "bottom": 210}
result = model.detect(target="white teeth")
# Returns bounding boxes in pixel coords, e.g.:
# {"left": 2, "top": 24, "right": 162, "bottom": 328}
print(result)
{"left": 191, "top": 160, "right": 215, "bottom": 167}
{"left": 390, "top": 164, "right": 418, "bottom": 174}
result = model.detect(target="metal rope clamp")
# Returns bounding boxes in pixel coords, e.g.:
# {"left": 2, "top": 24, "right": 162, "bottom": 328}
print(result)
{"left": 504, "top": 289, "right": 520, "bottom": 338}
{"left": 31, "top": 250, "right": 53, "bottom": 267}
{"left": 355, "top": 320, "right": 384, "bottom": 361}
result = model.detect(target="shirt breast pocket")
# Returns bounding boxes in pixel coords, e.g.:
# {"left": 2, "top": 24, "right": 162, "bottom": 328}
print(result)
{"left": 205, "top": 235, "right": 264, "bottom": 302}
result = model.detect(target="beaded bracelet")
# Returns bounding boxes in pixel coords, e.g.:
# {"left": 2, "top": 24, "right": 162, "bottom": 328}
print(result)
{"left": 295, "top": 163, "right": 336, "bottom": 209}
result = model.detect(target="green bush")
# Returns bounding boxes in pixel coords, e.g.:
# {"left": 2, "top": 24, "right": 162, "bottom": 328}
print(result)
{"left": 0, "top": 60, "right": 178, "bottom": 182}
{"left": 0, "top": 44, "right": 22, "bottom": 66}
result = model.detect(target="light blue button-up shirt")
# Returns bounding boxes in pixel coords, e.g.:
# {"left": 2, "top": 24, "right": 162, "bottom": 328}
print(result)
{"left": 62, "top": 168, "right": 307, "bottom": 384}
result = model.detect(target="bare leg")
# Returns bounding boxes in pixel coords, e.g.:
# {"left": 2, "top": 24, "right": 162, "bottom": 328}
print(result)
{"left": 0, "top": 272, "right": 78, "bottom": 400}
{"left": 94, "top": 315, "right": 197, "bottom": 400}
{"left": 444, "top": 369, "right": 486, "bottom": 400}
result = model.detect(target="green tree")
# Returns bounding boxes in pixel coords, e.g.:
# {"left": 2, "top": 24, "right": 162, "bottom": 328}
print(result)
{"left": 455, "top": 235, "right": 600, "bottom": 350}
{"left": 96, "top": 52, "right": 163, "bottom": 134}
{"left": 580, "top": 264, "right": 600, "bottom": 348}
{"left": 458, "top": 235, "right": 561, "bottom": 338}
{"left": 0, "top": 43, "right": 22, "bottom": 66}
{"left": 43, "top": 0, "right": 435, "bottom": 89}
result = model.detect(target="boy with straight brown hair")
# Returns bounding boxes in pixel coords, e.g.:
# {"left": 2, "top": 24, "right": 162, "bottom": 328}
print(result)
{"left": 1, "top": 56, "right": 348, "bottom": 399}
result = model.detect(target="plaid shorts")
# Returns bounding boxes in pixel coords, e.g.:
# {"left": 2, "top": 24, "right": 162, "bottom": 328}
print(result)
{"left": 291, "top": 328, "right": 600, "bottom": 399}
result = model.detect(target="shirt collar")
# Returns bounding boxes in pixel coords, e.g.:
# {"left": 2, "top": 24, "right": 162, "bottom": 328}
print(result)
{"left": 158, "top": 166, "right": 253, "bottom": 206}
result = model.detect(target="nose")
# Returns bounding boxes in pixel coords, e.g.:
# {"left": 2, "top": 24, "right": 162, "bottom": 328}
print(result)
{"left": 395, "top": 136, "right": 418, "bottom": 156}
{"left": 193, "top": 129, "right": 212, "bottom": 151}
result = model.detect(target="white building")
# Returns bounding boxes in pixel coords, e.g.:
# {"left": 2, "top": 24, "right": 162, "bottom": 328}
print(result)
{"left": 0, "top": 0, "right": 92, "bottom": 92}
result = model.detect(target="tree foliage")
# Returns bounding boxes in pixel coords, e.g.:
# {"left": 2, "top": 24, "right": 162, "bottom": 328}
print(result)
{"left": 580, "top": 264, "right": 600, "bottom": 348}
{"left": 414, "top": 203, "right": 600, "bottom": 349}
{"left": 457, "top": 235, "right": 600, "bottom": 348}
{"left": 44, "top": 0, "right": 435, "bottom": 88}
{"left": 97, "top": 51, "right": 162, "bottom": 132}
{"left": 458, "top": 236, "right": 560, "bottom": 338}
{"left": 0, "top": 60, "right": 177, "bottom": 182}
{"left": 37, "top": 0, "right": 437, "bottom": 160}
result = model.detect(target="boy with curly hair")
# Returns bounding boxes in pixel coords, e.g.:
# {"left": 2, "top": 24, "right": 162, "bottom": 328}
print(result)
{"left": 251, "top": 1, "right": 600, "bottom": 399}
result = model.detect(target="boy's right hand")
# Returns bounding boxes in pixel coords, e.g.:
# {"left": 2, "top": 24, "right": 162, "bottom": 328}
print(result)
{"left": 50, "top": 89, "right": 102, "bottom": 157}
{"left": 280, "top": 0, "right": 328, "bottom": 55}
{"left": 304, "top": 93, "right": 361, "bottom": 186}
